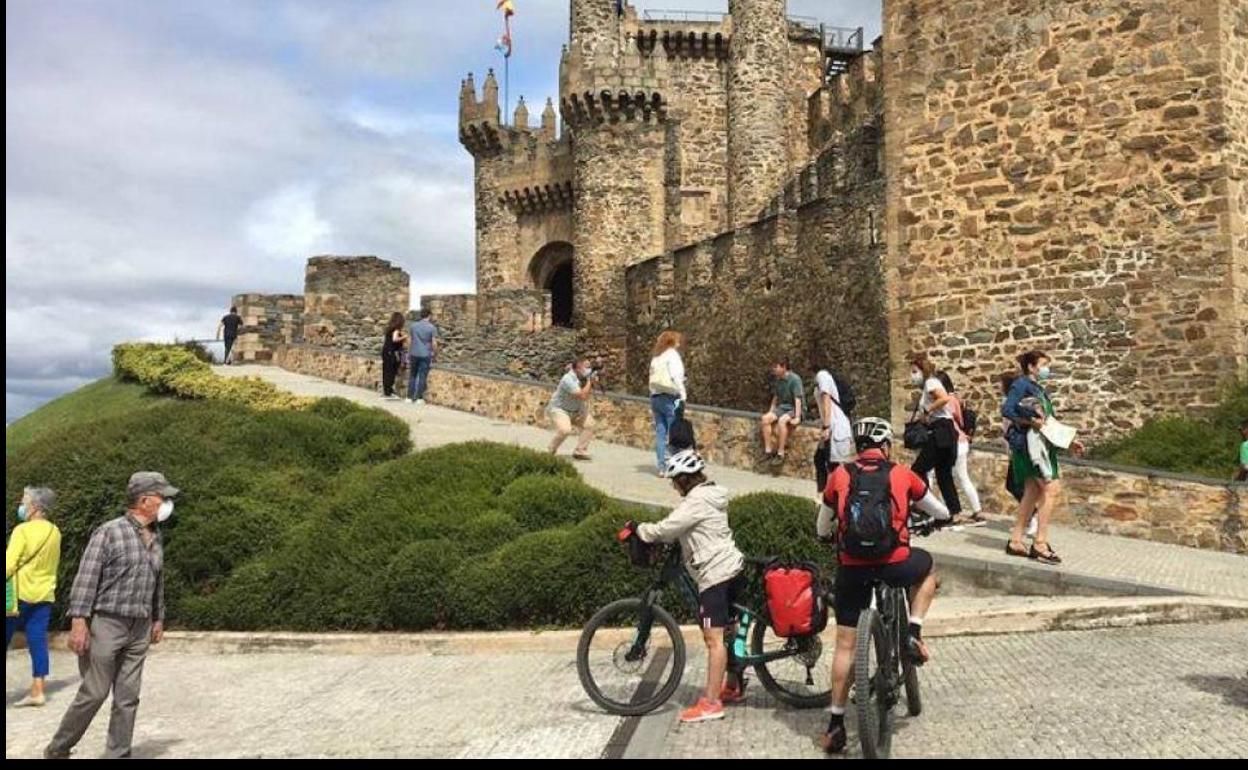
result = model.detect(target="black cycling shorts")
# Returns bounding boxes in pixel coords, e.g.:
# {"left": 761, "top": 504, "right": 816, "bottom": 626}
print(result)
{"left": 699, "top": 573, "right": 747, "bottom": 629}
{"left": 834, "top": 548, "right": 933, "bottom": 628}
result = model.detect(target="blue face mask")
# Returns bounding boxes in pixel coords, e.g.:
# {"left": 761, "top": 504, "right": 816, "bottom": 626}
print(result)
{"left": 1037, "top": 366, "right": 1052, "bottom": 381}
{"left": 16, "top": 504, "right": 29, "bottom": 522}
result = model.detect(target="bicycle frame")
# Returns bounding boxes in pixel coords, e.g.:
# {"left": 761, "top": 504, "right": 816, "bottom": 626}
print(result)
{"left": 627, "top": 546, "right": 820, "bottom": 670}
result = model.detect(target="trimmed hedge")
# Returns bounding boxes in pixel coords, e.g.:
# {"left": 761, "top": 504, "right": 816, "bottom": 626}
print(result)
{"left": 499, "top": 476, "right": 608, "bottom": 531}
{"left": 112, "top": 343, "right": 312, "bottom": 411}
{"left": 1089, "top": 380, "right": 1247, "bottom": 478}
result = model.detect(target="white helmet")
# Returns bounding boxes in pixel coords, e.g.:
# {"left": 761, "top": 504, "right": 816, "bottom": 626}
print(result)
{"left": 664, "top": 448, "right": 707, "bottom": 479}
{"left": 853, "top": 417, "right": 894, "bottom": 448}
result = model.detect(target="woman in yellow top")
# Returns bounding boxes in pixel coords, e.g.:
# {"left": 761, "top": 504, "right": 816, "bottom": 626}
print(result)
{"left": 6, "top": 486, "right": 62, "bottom": 707}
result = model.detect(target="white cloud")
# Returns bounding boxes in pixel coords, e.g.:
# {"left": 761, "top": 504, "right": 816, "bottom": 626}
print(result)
{"left": 6, "top": 0, "right": 881, "bottom": 423}
{"left": 245, "top": 184, "right": 334, "bottom": 260}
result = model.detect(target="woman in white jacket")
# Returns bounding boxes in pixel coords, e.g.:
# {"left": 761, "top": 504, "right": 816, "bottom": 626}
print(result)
{"left": 648, "top": 330, "right": 689, "bottom": 477}
{"left": 637, "top": 449, "right": 745, "bottom": 724}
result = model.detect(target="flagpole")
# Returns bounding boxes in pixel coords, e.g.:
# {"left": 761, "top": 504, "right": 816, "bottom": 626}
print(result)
{"left": 504, "top": 54, "right": 510, "bottom": 125}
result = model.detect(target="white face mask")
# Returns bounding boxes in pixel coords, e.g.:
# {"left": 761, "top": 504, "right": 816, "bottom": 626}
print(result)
{"left": 910, "top": 371, "right": 924, "bottom": 386}
{"left": 157, "top": 499, "right": 175, "bottom": 523}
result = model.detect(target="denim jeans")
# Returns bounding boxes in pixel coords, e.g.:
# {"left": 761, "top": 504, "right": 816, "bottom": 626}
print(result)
{"left": 651, "top": 393, "right": 679, "bottom": 471}
{"left": 408, "top": 356, "right": 431, "bottom": 399}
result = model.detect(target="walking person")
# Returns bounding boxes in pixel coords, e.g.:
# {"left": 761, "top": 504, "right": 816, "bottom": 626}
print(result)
{"left": 648, "top": 331, "right": 688, "bottom": 477}
{"left": 44, "top": 472, "right": 178, "bottom": 760}
{"left": 1002, "top": 350, "right": 1085, "bottom": 565}
{"left": 547, "top": 358, "right": 596, "bottom": 460}
{"left": 407, "top": 309, "right": 439, "bottom": 405}
{"left": 381, "top": 312, "right": 407, "bottom": 400}
{"left": 6, "top": 487, "right": 62, "bottom": 708}
{"left": 813, "top": 364, "right": 855, "bottom": 493}
{"left": 216, "top": 305, "right": 243, "bottom": 365}
{"left": 908, "top": 354, "right": 964, "bottom": 524}
{"left": 926, "top": 371, "right": 987, "bottom": 526}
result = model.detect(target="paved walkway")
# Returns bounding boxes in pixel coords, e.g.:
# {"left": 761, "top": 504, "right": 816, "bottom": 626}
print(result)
{"left": 219, "top": 365, "right": 1247, "bottom": 601}
{"left": 7, "top": 621, "right": 1245, "bottom": 758}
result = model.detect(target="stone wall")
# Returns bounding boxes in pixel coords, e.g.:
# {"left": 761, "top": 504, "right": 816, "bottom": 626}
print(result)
{"left": 1221, "top": 0, "right": 1248, "bottom": 364}
{"left": 302, "top": 256, "right": 410, "bottom": 351}
{"left": 267, "top": 351, "right": 1245, "bottom": 553}
{"left": 882, "top": 0, "right": 1248, "bottom": 438}
{"left": 624, "top": 123, "right": 890, "bottom": 417}
{"left": 229, "top": 293, "right": 303, "bottom": 363}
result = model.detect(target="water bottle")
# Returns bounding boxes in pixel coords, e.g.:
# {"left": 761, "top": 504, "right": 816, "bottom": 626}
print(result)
{"left": 732, "top": 609, "right": 753, "bottom": 658}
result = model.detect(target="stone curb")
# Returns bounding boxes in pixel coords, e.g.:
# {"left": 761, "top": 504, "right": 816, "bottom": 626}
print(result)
{"left": 30, "top": 597, "right": 1246, "bottom": 657}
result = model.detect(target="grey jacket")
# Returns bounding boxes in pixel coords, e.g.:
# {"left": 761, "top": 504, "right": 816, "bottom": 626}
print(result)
{"left": 637, "top": 483, "right": 745, "bottom": 592}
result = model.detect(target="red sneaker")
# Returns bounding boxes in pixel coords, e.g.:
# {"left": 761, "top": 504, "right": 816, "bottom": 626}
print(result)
{"left": 679, "top": 697, "right": 725, "bottom": 723}
{"left": 719, "top": 684, "right": 745, "bottom": 704}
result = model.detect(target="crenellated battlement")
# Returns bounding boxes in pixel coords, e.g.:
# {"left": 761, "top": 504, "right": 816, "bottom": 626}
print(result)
{"left": 558, "top": 42, "right": 669, "bottom": 128}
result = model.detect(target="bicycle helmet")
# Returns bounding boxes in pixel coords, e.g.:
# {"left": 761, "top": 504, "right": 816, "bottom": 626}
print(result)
{"left": 853, "top": 417, "right": 894, "bottom": 450}
{"left": 664, "top": 448, "right": 707, "bottom": 478}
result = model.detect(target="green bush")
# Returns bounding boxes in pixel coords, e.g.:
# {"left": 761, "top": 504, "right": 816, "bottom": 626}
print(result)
{"left": 1089, "top": 380, "right": 1247, "bottom": 478}
{"left": 454, "top": 512, "right": 525, "bottom": 554}
{"left": 728, "top": 492, "right": 830, "bottom": 565}
{"left": 5, "top": 395, "right": 410, "bottom": 628}
{"left": 384, "top": 540, "right": 464, "bottom": 629}
{"left": 498, "top": 475, "right": 608, "bottom": 531}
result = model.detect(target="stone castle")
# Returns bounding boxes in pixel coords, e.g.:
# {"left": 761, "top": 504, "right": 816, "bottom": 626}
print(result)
{"left": 237, "top": 0, "right": 1246, "bottom": 441}
{"left": 423, "top": 0, "right": 1247, "bottom": 438}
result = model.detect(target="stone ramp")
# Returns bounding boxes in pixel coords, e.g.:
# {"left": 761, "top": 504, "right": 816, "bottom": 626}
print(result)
{"left": 216, "top": 365, "right": 1248, "bottom": 602}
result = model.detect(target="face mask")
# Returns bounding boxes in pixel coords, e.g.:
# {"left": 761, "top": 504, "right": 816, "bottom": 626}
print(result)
{"left": 157, "top": 499, "right": 175, "bottom": 523}
{"left": 1037, "top": 366, "right": 1052, "bottom": 381}
{"left": 16, "top": 504, "right": 29, "bottom": 522}
{"left": 910, "top": 371, "right": 924, "bottom": 386}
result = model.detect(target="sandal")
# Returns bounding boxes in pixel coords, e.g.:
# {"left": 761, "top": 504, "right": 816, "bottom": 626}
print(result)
{"left": 1005, "top": 540, "right": 1030, "bottom": 558}
{"left": 1029, "top": 542, "right": 1061, "bottom": 565}
{"left": 963, "top": 513, "right": 989, "bottom": 528}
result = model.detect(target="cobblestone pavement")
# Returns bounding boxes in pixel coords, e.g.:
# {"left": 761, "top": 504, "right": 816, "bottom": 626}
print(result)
{"left": 654, "top": 620, "right": 1248, "bottom": 759}
{"left": 5, "top": 648, "right": 620, "bottom": 759}
{"left": 219, "top": 366, "right": 1248, "bottom": 602}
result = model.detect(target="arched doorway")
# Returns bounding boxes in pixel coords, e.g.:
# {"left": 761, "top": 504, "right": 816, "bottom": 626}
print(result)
{"left": 528, "top": 242, "right": 574, "bottom": 328}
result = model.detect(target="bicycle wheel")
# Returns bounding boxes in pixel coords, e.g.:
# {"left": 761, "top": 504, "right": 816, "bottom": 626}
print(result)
{"left": 576, "top": 598, "right": 686, "bottom": 716}
{"left": 750, "top": 617, "right": 832, "bottom": 709}
{"left": 854, "top": 607, "right": 893, "bottom": 759}
{"left": 897, "top": 599, "right": 922, "bottom": 717}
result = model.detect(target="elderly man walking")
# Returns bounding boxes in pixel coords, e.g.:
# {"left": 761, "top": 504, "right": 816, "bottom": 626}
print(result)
{"left": 44, "top": 472, "right": 179, "bottom": 760}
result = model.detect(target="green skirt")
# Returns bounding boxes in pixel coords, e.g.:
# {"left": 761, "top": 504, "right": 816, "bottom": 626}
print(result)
{"left": 1010, "top": 447, "right": 1059, "bottom": 483}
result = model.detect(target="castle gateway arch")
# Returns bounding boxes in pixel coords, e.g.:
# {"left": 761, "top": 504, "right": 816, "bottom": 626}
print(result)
{"left": 527, "top": 241, "right": 574, "bottom": 328}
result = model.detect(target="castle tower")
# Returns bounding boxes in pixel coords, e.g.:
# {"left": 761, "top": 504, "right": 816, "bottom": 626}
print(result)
{"left": 562, "top": 11, "right": 670, "bottom": 381}
{"left": 459, "top": 69, "right": 517, "bottom": 302}
{"left": 570, "top": 0, "right": 619, "bottom": 55}
{"left": 727, "top": 0, "right": 791, "bottom": 226}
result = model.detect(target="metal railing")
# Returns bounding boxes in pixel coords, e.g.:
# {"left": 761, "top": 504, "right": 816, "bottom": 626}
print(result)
{"left": 641, "top": 9, "right": 726, "bottom": 23}
{"left": 822, "top": 25, "right": 865, "bottom": 53}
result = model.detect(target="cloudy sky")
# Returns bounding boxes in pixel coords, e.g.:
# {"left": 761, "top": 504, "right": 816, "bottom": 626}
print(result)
{"left": 5, "top": 0, "right": 879, "bottom": 423}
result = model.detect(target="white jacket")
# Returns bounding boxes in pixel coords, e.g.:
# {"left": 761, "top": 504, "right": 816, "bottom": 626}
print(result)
{"left": 648, "top": 348, "right": 688, "bottom": 402}
{"left": 637, "top": 483, "right": 744, "bottom": 592}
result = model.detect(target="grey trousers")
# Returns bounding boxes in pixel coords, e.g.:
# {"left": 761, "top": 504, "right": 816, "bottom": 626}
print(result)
{"left": 47, "top": 613, "right": 152, "bottom": 758}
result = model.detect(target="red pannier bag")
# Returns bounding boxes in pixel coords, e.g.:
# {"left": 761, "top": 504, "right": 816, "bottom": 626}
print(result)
{"left": 763, "top": 562, "right": 828, "bottom": 637}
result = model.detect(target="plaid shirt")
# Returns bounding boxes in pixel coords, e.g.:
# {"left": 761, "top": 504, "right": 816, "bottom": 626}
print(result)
{"left": 67, "top": 513, "right": 164, "bottom": 621}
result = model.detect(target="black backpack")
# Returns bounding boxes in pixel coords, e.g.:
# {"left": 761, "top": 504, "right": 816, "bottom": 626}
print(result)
{"left": 667, "top": 417, "right": 697, "bottom": 452}
{"left": 809, "top": 371, "right": 857, "bottom": 421}
{"left": 830, "top": 373, "right": 857, "bottom": 417}
{"left": 960, "top": 404, "right": 979, "bottom": 437}
{"left": 841, "top": 461, "right": 900, "bottom": 560}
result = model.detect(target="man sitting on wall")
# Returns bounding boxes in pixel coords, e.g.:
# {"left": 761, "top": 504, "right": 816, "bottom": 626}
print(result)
{"left": 759, "top": 359, "right": 804, "bottom": 466}
{"left": 548, "top": 357, "right": 597, "bottom": 461}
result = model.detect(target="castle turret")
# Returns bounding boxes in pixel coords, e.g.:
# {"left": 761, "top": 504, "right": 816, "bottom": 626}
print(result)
{"left": 541, "top": 98, "right": 557, "bottom": 141}
{"left": 727, "top": 0, "right": 790, "bottom": 226}
{"left": 513, "top": 96, "right": 529, "bottom": 131}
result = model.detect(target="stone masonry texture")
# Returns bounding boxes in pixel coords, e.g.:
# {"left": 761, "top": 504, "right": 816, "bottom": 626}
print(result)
{"left": 882, "top": 0, "right": 1248, "bottom": 437}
